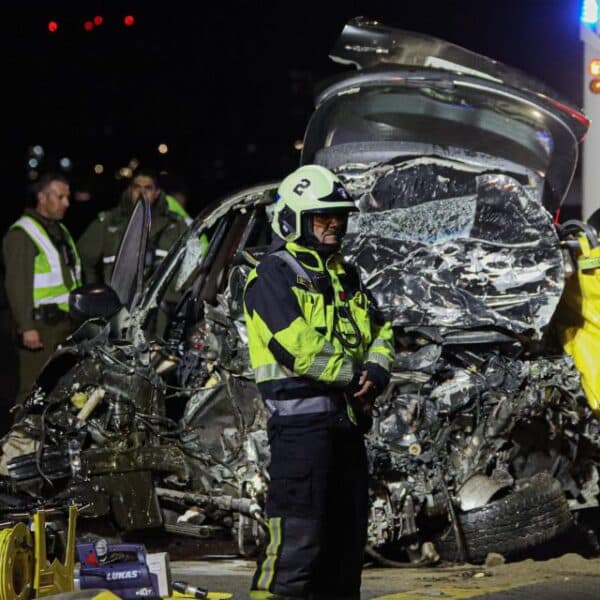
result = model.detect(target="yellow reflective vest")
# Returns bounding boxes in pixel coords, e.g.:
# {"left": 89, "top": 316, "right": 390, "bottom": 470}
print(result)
{"left": 11, "top": 216, "right": 82, "bottom": 312}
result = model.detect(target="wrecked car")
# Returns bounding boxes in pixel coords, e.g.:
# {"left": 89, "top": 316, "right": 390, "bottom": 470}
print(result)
{"left": 2, "top": 17, "right": 599, "bottom": 564}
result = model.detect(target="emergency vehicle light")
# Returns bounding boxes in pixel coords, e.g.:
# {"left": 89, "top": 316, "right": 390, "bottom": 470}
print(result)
{"left": 589, "top": 78, "right": 600, "bottom": 94}
{"left": 582, "top": 0, "right": 599, "bottom": 25}
{"left": 589, "top": 59, "right": 600, "bottom": 76}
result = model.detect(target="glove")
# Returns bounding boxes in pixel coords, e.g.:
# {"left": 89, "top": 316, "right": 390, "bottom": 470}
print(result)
{"left": 341, "top": 370, "right": 369, "bottom": 430}
{"left": 354, "top": 364, "right": 389, "bottom": 434}
{"left": 364, "top": 362, "right": 390, "bottom": 396}
{"left": 345, "top": 370, "right": 363, "bottom": 397}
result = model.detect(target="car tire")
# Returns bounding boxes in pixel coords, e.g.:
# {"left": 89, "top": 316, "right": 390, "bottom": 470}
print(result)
{"left": 433, "top": 473, "right": 572, "bottom": 563}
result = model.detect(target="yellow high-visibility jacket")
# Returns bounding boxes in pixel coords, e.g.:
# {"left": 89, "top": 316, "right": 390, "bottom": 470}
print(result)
{"left": 243, "top": 242, "right": 394, "bottom": 419}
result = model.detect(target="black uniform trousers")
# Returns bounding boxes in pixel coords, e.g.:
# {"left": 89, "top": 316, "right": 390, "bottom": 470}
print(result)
{"left": 252, "top": 409, "right": 369, "bottom": 599}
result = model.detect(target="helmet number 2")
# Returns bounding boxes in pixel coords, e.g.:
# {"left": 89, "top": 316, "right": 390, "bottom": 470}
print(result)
{"left": 293, "top": 178, "right": 311, "bottom": 196}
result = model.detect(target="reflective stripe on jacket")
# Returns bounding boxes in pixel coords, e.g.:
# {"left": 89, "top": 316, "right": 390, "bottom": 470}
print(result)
{"left": 243, "top": 241, "right": 394, "bottom": 417}
{"left": 12, "top": 216, "right": 82, "bottom": 311}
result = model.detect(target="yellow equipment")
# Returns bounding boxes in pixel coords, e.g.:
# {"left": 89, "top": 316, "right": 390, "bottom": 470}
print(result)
{"left": 0, "top": 504, "right": 232, "bottom": 600}
{"left": 171, "top": 592, "right": 232, "bottom": 599}
{"left": 0, "top": 522, "right": 33, "bottom": 600}
{"left": 0, "top": 505, "right": 77, "bottom": 600}
{"left": 558, "top": 235, "right": 600, "bottom": 418}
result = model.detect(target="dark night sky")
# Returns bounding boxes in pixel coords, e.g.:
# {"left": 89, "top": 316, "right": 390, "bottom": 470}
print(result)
{"left": 1, "top": 0, "right": 585, "bottom": 235}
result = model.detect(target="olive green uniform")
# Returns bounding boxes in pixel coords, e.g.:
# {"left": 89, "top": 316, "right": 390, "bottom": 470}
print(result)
{"left": 77, "top": 191, "right": 188, "bottom": 284}
{"left": 2, "top": 209, "right": 80, "bottom": 405}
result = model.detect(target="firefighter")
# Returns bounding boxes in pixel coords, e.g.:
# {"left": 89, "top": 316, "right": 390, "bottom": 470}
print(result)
{"left": 77, "top": 168, "right": 188, "bottom": 284}
{"left": 243, "top": 165, "right": 394, "bottom": 599}
{"left": 2, "top": 172, "right": 82, "bottom": 406}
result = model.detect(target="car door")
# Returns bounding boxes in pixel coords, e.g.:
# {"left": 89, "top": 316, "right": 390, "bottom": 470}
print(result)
{"left": 109, "top": 196, "right": 151, "bottom": 313}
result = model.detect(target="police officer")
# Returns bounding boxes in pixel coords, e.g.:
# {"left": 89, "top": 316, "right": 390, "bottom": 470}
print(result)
{"left": 2, "top": 172, "right": 82, "bottom": 406}
{"left": 165, "top": 194, "right": 192, "bottom": 225}
{"left": 243, "top": 165, "right": 394, "bottom": 599}
{"left": 77, "top": 168, "right": 188, "bottom": 284}
{"left": 161, "top": 172, "right": 193, "bottom": 225}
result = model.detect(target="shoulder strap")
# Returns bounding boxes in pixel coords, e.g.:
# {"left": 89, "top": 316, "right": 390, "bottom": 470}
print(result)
{"left": 271, "top": 249, "right": 312, "bottom": 281}
{"left": 339, "top": 260, "right": 365, "bottom": 293}
{"left": 19, "top": 212, "right": 47, "bottom": 233}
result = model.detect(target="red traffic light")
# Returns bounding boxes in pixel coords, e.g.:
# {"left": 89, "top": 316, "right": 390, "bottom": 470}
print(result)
{"left": 48, "top": 20, "right": 59, "bottom": 33}
{"left": 83, "top": 20, "right": 94, "bottom": 32}
{"left": 93, "top": 15, "right": 103, "bottom": 26}
{"left": 123, "top": 15, "right": 135, "bottom": 27}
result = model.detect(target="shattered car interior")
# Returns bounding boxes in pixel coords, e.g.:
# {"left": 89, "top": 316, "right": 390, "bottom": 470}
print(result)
{"left": 3, "top": 17, "right": 600, "bottom": 565}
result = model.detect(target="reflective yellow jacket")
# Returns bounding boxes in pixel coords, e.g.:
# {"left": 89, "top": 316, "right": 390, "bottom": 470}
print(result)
{"left": 243, "top": 242, "right": 394, "bottom": 418}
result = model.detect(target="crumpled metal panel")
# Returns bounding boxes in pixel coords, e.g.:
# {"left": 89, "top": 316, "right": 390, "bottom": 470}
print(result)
{"left": 343, "top": 161, "right": 564, "bottom": 337}
{"left": 370, "top": 352, "right": 587, "bottom": 479}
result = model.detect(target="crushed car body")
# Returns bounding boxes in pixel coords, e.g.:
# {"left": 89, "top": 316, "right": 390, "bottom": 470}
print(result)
{"left": 2, "top": 17, "right": 599, "bottom": 564}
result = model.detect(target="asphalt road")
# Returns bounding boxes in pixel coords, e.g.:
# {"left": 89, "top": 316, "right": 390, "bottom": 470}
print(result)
{"left": 170, "top": 555, "right": 600, "bottom": 600}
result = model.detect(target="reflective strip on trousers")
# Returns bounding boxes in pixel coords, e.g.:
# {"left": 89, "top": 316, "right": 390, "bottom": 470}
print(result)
{"left": 155, "top": 249, "right": 168, "bottom": 258}
{"left": 265, "top": 396, "right": 337, "bottom": 417}
{"left": 103, "top": 256, "right": 116, "bottom": 264}
{"left": 257, "top": 517, "right": 282, "bottom": 591}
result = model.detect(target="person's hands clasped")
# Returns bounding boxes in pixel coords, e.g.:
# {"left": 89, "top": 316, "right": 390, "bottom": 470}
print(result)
{"left": 347, "top": 363, "right": 390, "bottom": 411}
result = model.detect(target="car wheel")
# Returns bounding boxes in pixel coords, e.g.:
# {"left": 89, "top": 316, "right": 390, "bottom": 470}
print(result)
{"left": 433, "top": 473, "right": 572, "bottom": 563}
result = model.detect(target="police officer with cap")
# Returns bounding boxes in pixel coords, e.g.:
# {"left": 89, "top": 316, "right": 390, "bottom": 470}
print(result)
{"left": 77, "top": 168, "right": 188, "bottom": 284}
{"left": 2, "top": 172, "right": 81, "bottom": 406}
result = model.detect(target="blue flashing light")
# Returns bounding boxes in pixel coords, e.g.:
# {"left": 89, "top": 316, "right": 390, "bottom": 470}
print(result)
{"left": 582, "top": 0, "right": 599, "bottom": 25}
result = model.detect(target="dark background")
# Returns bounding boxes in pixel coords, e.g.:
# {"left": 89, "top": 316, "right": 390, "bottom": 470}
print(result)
{"left": 0, "top": 0, "right": 587, "bottom": 429}
{"left": 1, "top": 0, "right": 586, "bottom": 237}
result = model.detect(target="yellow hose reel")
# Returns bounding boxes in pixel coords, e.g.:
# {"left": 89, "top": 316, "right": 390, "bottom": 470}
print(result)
{"left": 0, "top": 522, "right": 33, "bottom": 600}
{"left": 0, "top": 505, "right": 77, "bottom": 600}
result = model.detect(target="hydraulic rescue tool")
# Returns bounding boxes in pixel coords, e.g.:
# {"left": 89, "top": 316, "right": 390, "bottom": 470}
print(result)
{"left": 75, "top": 541, "right": 171, "bottom": 599}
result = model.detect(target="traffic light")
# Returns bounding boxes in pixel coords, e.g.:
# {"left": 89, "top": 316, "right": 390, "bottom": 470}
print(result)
{"left": 47, "top": 20, "right": 59, "bottom": 33}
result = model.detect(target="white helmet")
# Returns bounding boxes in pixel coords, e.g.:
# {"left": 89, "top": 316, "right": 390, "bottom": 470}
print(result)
{"left": 271, "top": 165, "right": 357, "bottom": 242}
